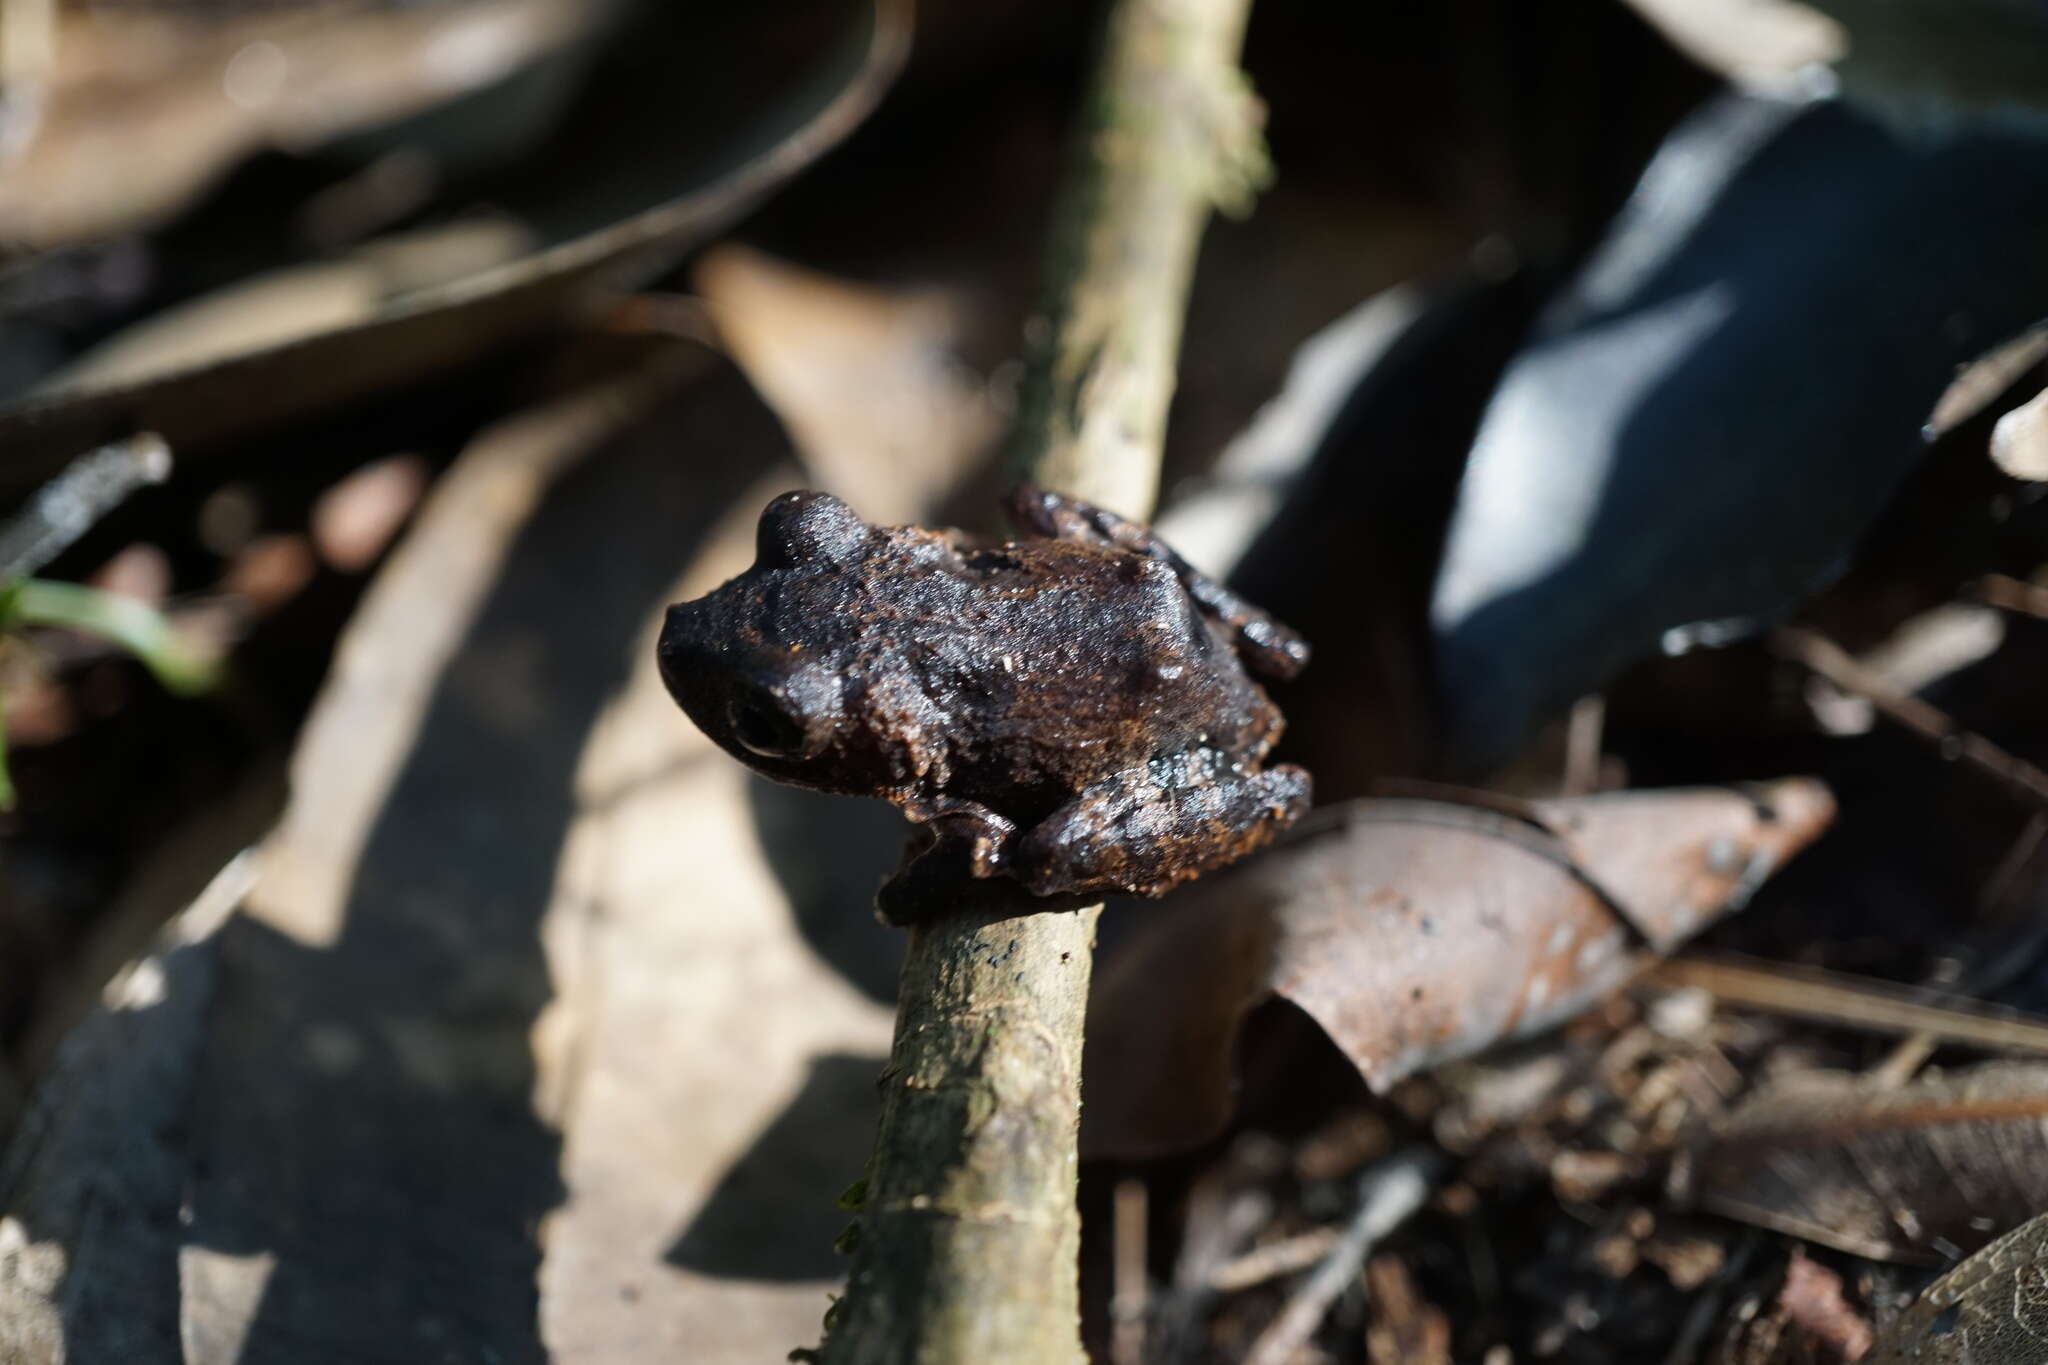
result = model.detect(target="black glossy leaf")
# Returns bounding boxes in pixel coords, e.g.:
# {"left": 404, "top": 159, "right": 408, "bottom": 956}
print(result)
{"left": 1430, "top": 92, "right": 2048, "bottom": 771}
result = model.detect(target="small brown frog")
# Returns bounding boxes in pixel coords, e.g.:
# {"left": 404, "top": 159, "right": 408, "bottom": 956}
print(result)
{"left": 657, "top": 486, "right": 1312, "bottom": 923}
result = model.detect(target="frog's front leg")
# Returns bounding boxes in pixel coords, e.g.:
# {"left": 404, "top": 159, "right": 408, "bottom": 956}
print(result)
{"left": 1005, "top": 484, "right": 1310, "bottom": 681}
{"left": 899, "top": 793, "right": 1017, "bottom": 876}
{"left": 1010, "top": 753, "right": 1311, "bottom": 898}
{"left": 877, "top": 797, "right": 1045, "bottom": 926}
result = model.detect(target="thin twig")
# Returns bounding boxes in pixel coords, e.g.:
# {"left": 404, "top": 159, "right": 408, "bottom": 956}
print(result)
{"left": 1241, "top": 1150, "right": 1441, "bottom": 1365}
{"left": 819, "top": 0, "right": 1268, "bottom": 1359}
{"left": 1562, "top": 694, "right": 1606, "bottom": 796}
{"left": 1156, "top": 1167, "right": 1276, "bottom": 1360}
{"left": 1209, "top": 1227, "right": 1340, "bottom": 1293}
{"left": 1869, "top": 810, "right": 2048, "bottom": 1086}
{"left": 0, "top": 434, "right": 171, "bottom": 582}
{"left": 1975, "top": 572, "right": 2048, "bottom": 619}
{"left": 1773, "top": 626, "right": 2048, "bottom": 810}
{"left": 1112, "top": 1179, "right": 1150, "bottom": 1365}
{"left": 1981, "top": 810, "right": 2048, "bottom": 918}
{"left": 1650, "top": 952, "right": 2048, "bottom": 1055}
{"left": 1866, "top": 1029, "right": 1940, "bottom": 1090}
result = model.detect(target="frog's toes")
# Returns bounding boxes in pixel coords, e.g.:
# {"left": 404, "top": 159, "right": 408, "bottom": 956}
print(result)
{"left": 900, "top": 797, "right": 1016, "bottom": 876}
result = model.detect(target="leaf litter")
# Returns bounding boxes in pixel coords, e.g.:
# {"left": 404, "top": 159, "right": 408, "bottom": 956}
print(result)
{"left": 4, "top": 3, "right": 2048, "bottom": 1363}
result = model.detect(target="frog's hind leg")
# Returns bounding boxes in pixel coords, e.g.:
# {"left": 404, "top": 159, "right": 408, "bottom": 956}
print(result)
{"left": 1010, "top": 760, "right": 1312, "bottom": 899}
{"left": 1005, "top": 484, "right": 1309, "bottom": 681}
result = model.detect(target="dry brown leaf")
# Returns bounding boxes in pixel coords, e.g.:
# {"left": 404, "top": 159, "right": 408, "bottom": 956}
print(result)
{"left": 695, "top": 245, "right": 999, "bottom": 524}
{"left": 1696, "top": 1062, "right": 2048, "bottom": 1263}
{"left": 0, "top": 343, "right": 912, "bottom": 1362}
{"left": 40, "top": 218, "right": 536, "bottom": 394}
{"left": 0, "top": 0, "right": 608, "bottom": 247}
{"left": 0, "top": 0, "right": 909, "bottom": 505}
{"left": 1870, "top": 1209, "right": 2048, "bottom": 1364}
{"left": 1083, "top": 781, "right": 1834, "bottom": 1159}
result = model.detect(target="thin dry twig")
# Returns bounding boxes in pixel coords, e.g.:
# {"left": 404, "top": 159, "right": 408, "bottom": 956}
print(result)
{"left": 1980, "top": 810, "right": 2048, "bottom": 918}
{"left": 1975, "top": 572, "right": 2048, "bottom": 619}
{"left": 1561, "top": 694, "right": 1607, "bottom": 796}
{"left": 1773, "top": 626, "right": 2048, "bottom": 810}
{"left": 1210, "top": 1228, "right": 1341, "bottom": 1293}
{"left": 1112, "top": 1179, "right": 1150, "bottom": 1365}
{"left": 818, "top": 1, "right": 1268, "bottom": 1359}
{"left": 1157, "top": 1165, "right": 1278, "bottom": 1360}
{"left": 1241, "top": 1150, "right": 1441, "bottom": 1365}
{"left": 1870, "top": 810, "right": 2048, "bottom": 1085}
{"left": 1651, "top": 952, "right": 2048, "bottom": 1055}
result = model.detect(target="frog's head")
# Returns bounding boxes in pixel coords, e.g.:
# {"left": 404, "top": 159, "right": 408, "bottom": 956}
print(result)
{"left": 656, "top": 491, "right": 871, "bottom": 788}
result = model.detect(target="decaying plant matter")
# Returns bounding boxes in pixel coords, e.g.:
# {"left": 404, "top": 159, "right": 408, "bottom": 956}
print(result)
{"left": 7, "top": 2, "right": 2048, "bottom": 1361}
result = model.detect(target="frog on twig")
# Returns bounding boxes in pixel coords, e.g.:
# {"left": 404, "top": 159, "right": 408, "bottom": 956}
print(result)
{"left": 657, "top": 485, "right": 1312, "bottom": 923}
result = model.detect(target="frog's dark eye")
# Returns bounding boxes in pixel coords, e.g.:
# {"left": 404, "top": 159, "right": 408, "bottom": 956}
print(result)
{"left": 730, "top": 695, "right": 811, "bottom": 759}
{"left": 757, "top": 491, "right": 868, "bottom": 569}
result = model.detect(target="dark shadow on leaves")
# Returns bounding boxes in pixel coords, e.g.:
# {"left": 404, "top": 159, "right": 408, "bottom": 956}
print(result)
{"left": 746, "top": 777, "right": 906, "bottom": 1004}
{"left": 158, "top": 363, "right": 777, "bottom": 1365}
{"left": 666, "top": 1050, "right": 885, "bottom": 1281}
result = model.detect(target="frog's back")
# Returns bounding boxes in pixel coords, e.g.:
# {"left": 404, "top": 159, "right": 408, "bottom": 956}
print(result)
{"left": 926, "top": 540, "right": 1274, "bottom": 783}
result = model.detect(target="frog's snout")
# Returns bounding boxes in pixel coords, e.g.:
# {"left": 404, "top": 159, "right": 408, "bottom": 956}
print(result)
{"left": 655, "top": 602, "right": 707, "bottom": 700}
{"left": 657, "top": 604, "right": 843, "bottom": 768}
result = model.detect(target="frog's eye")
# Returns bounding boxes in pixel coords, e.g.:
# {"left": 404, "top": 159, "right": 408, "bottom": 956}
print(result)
{"left": 757, "top": 491, "right": 868, "bottom": 569}
{"left": 730, "top": 695, "right": 811, "bottom": 760}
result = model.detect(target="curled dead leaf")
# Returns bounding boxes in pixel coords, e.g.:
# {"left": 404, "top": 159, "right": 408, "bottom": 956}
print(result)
{"left": 1695, "top": 1061, "right": 2048, "bottom": 1263}
{"left": 40, "top": 218, "right": 537, "bottom": 396}
{"left": 0, "top": 0, "right": 910, "bottom": 504}
{"left": 1083, "top": 780, "right": 1834, "bottom": 1159}
{"left": 1870, "top": 1209, "right": 2048, "bottom": 1364}
{"left": 0, "top": 0, "right": 612, "bottom": 247}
